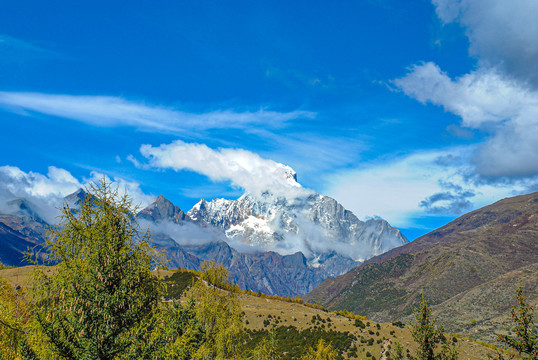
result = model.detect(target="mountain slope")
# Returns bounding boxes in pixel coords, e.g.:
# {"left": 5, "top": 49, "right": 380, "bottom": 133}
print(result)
{"left": 305, "top": 191, "right": 538, "bottom": 341}
{"left": 0, "top": 198, "right": 48, "bottom": 265}
{"left": 1, "top": 184, "right": 407, "bottom": 297}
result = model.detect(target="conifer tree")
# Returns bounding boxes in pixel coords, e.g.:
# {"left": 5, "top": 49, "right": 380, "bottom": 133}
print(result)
{"left": 186, "top": 261, "right": 243, "bottom": 359}
{"left": 0, "top": 179, "right": 229, "bottom": 359}
{"left": 392, "top": 293, "right": 457, "bottom": 360}
{"left": 491, "top": 286, "right": 537, "bottom": 360}
{"left": 300, "top": 339, "right": 338, "bottom": 360}
{"left": 28, "top": 179, "right": 166, "bottom": 359}
{"left": 249, "top": 326, "right": 280, "bottom": 360}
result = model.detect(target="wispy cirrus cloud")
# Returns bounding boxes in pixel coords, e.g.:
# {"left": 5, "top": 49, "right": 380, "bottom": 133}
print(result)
{"left": 0, "top": 34, "right": 59, "bottom": 63}
{"left": 0, "top": 92, "right": 315, "bottom": 134}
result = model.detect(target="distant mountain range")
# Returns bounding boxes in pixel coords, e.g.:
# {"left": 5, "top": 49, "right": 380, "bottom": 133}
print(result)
{"left": 137, "top": 183, "right": 407, "bottom": 296}
{"left": 0, "top": 178, "right": 407, "bottom": 297}
{"left": 305, "top": 191, "right": 538, "bottom": 342}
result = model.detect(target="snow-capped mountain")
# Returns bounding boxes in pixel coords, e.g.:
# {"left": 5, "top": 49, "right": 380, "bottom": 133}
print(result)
{"left": 186, "top": 190, "right": 407, "bottom": 265}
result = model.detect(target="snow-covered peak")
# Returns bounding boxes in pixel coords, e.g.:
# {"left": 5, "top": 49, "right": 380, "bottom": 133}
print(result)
{"left": 188, "top": 188, "right": 408, "bottom": 265}
{"left": 275, "top": 164, "right": 300, "bottom": 187}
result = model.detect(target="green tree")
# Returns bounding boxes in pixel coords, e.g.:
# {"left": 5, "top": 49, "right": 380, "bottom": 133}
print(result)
{"left": 300, "top": 339, "right": 338, "bottom": 360}
{"left": 186, "top": 261, "right": 243, "bottom": 359}
{"left": 249, "top": 327, "right": 280, "bottom": 360}
{"left": 29, "top": 179, "right": 166, "bottom": 359}
{"left": 0, "top": 277, "right": 34, "bottom": 359}
{"left": 491, "top": 286, "right": 537, "bottom": 360}
{"left": 391, "top": 293, "right": 457, "bottom": 360}
{"left": 0, "top": 179, "right": 235, "bottom": 360}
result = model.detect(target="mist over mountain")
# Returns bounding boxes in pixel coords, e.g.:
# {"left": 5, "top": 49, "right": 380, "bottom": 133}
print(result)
{"left": 185, "top": 169, "right": 407, "bottom": 262}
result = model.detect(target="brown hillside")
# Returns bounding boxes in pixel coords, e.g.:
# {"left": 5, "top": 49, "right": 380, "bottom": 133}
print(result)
{"left": 305, "top": 192, "right": 538, "bottom": 342}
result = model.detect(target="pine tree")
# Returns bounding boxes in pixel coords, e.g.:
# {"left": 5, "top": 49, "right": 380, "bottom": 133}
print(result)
{"left": 491, "top": 286, "right": 537, "bottom": 360}
{"left": 249, "top": 328, "right": 280, "bottom": 360}
{"left": 392, "top": 293, "right": 457, "bottom": 360}
{"left": 186, "top": 261, "right": 243, "bottom": 359}
{"left": 0, "top": 179, "right": 223, "bottom": 359}
{"left": 300, "top": 339, "right": 338, "bottom": 360}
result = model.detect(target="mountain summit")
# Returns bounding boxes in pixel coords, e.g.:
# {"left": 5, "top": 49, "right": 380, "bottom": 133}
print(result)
{"left": 138, "top": 194, "right": 190, "bottom": 223}
{"left": 187, "top": 190, "right": 407, "bottom": 265}
{"left": 0, "top": 180, "right": 407, "bottom": 297}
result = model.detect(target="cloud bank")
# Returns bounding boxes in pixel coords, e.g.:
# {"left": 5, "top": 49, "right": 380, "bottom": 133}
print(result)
{"left": 140, "top": 140, "right": 311, "bottom": 198}
{"left": 0, "top": 92, "right": 315, "bottom": 134}
{"left": 432, "top": 0, "right": 538, "bottom": 87}
{"left": 0, "top": 165, "right": 154, "bottom": 224}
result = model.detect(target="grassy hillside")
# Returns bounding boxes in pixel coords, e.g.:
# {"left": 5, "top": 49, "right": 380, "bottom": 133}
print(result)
{"left": 305, "top": 192, "right": 538, "bottom": 343}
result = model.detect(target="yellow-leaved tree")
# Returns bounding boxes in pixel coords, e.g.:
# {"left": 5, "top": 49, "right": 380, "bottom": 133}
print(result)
{"left": 301, "top": 339, "right": 338, "bottom": 360}
{"left": 186, "top": 261, "right": 243, "bottom": 359}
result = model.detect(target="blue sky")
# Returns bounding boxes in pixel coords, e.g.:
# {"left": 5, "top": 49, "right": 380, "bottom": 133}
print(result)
{"left": 1, "top": 0, "right": 537, "bottom": 240}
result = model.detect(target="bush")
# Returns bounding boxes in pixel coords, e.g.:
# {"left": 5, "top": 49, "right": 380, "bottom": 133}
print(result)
{"left": 355, "top": 319, "right": 366, "bottom": 328}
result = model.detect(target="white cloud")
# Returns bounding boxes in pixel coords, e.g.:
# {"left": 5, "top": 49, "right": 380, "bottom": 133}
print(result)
{"left": 140, "top": 140, "right": 311, "bottom": 198}
{"left": 0, "top": 92, "right": 315, "bottom": 134}
{"left": 91, "top": 173, "right": 155, "bottom": 209}
{"left": 0, "top": 165, "right": 155, "bottom": 223}
{"left": 324, "top": 148, "right": 535, "bottom": 228}
{"left": 394, "top": 62, "right": 538, "bottom": 177}
{"left": 432, "top": 0, "right": 538, "bottom": 86}
{"left": 0, "top": 165, "right": 81, "bottom": 200}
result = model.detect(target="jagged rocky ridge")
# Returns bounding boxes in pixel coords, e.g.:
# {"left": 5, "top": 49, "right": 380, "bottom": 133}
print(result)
{"left": 187, "top": 192, "right": 406, "bottom": 264}
{"left": 137, "top": 178, "right": 407, "bottom": 296}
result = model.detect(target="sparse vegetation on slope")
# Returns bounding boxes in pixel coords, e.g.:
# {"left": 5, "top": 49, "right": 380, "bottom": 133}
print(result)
{"left": 306, "top": 192, "right": 538, "bottom": 343}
